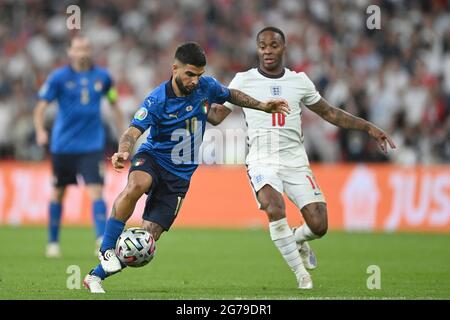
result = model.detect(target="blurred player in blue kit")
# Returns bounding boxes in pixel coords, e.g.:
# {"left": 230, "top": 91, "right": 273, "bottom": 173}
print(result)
{"left": 33, "top": 36, "right": 124, "bottom": 258}
{"left": 83, "top": 42, "right": 290, "bottom": 293}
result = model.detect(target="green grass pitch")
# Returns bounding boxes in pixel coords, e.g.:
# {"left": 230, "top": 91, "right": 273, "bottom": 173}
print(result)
{"left": 0, "top": 226, "right": 449, "bottom": 299}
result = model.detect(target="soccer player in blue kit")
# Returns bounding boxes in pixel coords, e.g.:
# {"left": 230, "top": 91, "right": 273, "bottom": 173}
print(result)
{"left": 34, "top": 36, "right": 124, "bottom": 258}
{"left": 83, "top": 42, "right": 290, "bottom": 293}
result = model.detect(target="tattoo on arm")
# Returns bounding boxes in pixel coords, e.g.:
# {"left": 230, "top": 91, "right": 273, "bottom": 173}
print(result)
{"left": 229, "top": 89, "right": 262, "bottom": 110}
{"left": 307, "top": 98, "right": 370, "bottom": 131}
{"left": 118, "top": 129, "right": 137, "bottom": 153}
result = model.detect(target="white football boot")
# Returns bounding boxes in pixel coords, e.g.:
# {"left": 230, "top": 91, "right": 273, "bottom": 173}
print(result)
{"left": 297, "top": 273, "right": 313, "bottom": 290}
{"left": 98, "top": 249, "right": 122, "bottom": 274}
{"left": 45, "top": 242, "right": 61, "bottom": 258}
{"left": 292, "top": 227, "right": 318, "bottom": 270}
{"left": 299, "top": 241, "right": 318, "bottom": 270}
{"left": 83, "top": 272, "right": 105, "bottom": 293}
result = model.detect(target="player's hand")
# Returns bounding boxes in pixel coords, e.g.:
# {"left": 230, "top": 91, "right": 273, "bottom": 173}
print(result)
{"left": 261, "top": 99, "right": 291, "bottom": 115}
{"left": 36, "top": 130, "right": 48, "bottom": 146}
{"left": 367, "top": 125, "right": 396, "bottom": 154}
{"left": 111, "top": 151, "right": 130, "bottom": 172}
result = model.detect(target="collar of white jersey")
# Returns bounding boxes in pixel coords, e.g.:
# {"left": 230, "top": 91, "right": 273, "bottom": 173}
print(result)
{"left": 257, "top": 67, "right": 285, "bottom": 79}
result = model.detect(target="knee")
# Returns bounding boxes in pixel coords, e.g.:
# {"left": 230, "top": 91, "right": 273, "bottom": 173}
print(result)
{"left": 123, "top": 180, "right": 150, "bottom": 199}
{"left": 308, "top": 217, "right": 328, "bottom": 237}
{"left": 142, "top": 222, "right": 163, "bottom": 241}
{"left": 311, "top": 222, "right": 327, "bottom": 238}
{"left": 87, "top": 185, "right": 103, "bottom": 201}
{"left": 264, "top": 202, "right": 286, "bottom": 222}
{"left": 51, "top": 188, "right": 65, "bottom": 203}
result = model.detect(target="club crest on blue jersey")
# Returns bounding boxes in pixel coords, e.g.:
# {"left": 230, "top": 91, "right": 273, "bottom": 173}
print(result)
{"left": 270, "top": 85, "right": 281, "bottom": 96}
{"left": 94, "top": 81, "right": 103, "bottom": 92}
{"left": 65, "top": 81, "right": 76, "bottom": 89}
{"left": 201, "top": 99, "right": 209, "bottom": 114}
{"left": 134, "top": 107, "right": 148, "bottom": 121}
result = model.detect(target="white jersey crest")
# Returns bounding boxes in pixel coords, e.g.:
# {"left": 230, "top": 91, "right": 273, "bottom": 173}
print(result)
{"left": 224, "top": 68, "right": 321, "bottom": 168}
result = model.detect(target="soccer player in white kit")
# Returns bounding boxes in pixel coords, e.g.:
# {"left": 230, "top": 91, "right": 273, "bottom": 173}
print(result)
{"left": 208, "top": 27, "right": 396, "bottom": 289}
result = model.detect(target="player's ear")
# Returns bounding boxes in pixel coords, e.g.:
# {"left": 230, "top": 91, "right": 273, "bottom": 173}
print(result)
{"left": 172, "top": 60, "right": 183, "bottom": 73}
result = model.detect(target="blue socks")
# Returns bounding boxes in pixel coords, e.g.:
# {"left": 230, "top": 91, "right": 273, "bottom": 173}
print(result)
{"left": 100, "top": 217, "right": 125, "bottom": 253}
{"left": 92, "top": 264, "right": 108, "bottom": 280}
{"left": 93, "top": 199, "right": 107, "bottom": 239}
{"left": 48, "top": 202, "right": 62, "bottom": 243}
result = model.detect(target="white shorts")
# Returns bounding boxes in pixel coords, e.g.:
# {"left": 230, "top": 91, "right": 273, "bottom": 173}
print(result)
{"left": 247, "top": 165, "right": 326, "bottom": 210}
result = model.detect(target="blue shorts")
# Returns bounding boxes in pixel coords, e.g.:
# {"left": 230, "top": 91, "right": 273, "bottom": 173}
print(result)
{"left": 51, "top": 151, "right": 104, "bottom": 187}
{"left": 129, "top": 152, "right": 190, "bottom": 231}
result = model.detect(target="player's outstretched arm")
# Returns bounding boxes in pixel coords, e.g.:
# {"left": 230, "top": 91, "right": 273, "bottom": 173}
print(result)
{"left": 307, "top": 98, "right": 396, "bottom": 154}
{"left": 207, "top": 104, "right": 232, "bottom": 126}
{"left": 112, "top": 126, "right": 142, "bottom": 171}
{"left": 228, "top": 89, "right": 290, "bottom": 115}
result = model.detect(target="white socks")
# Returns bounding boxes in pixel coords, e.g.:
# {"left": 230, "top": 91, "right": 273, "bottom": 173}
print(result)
{"left": 293, "top": 223, "right": 319, "bottom": 245}
{"left": 269, "top": 218, "right": 308, "bottom": 277}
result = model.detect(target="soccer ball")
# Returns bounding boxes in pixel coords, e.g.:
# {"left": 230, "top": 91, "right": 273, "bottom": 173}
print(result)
{"left": 115, "top": 228, "right": 156, "bottom": 267}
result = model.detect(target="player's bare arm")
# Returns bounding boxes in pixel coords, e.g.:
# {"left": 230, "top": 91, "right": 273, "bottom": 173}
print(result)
{"left": 33, "top": 100, "right": 50, "bottom": 146}
{"left": 112, "top": 126, "right": 142, "bottom": 171}
{"left": 229, "top": 88, "right": 290, "bottom": 115}
{"left": 207, "top": 103, "right": 232, "bottom": 126}
{"left": 307, "top": 98, "right": 396, "bottom": 153}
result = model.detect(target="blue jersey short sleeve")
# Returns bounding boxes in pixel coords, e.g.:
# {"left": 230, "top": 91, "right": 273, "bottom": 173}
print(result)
{"left": 130, "top": 95, "right": 159, "bottom": 133}
{"left": 38, "top": 70, "right": 60, "bottom": 102}
{"left": 203, "top": 76, "right": 230, "bottom": 104}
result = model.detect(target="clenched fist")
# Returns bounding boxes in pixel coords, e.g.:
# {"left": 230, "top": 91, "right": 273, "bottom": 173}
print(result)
{"left": 111, "top": 151, "right": 129, "bottom": 171}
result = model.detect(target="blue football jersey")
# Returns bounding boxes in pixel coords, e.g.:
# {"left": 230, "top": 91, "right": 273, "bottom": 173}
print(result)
{"left": 131, "top": 76, "right": 230, "bottom": 180}
{"left": 38, "top": 65, "right": 113, "bottom": 154}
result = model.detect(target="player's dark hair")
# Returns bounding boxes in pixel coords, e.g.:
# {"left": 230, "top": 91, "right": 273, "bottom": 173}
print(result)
{"left": 174, "top": 42, "right": 206, "bottom": 67}
{"left": 256, "top": 26, "right": 286, "bottom": 43}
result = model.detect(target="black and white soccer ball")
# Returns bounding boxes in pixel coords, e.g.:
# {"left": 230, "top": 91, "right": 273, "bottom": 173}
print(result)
{"left": 115, "top": 228, "right": 156, "bottom": 267}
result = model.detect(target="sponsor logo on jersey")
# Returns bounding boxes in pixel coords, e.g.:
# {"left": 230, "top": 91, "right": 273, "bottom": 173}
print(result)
{"left": 270, "top": 85, "right": 281, "bottom": 96}
{"left": 134, "top": 107, "right": 148, "bottom": 121}
{"left": 169, "top": 112, "right": 178, "bottom": 118}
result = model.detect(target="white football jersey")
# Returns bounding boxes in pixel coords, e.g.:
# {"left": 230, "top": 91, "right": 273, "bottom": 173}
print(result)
{"left": 224, "top": 68, "right": 321, "bottom": 168}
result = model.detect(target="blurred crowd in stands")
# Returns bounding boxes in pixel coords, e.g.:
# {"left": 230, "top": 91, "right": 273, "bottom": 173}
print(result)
{"left": 0, "top": 0, "right": 449, "bottom": 164}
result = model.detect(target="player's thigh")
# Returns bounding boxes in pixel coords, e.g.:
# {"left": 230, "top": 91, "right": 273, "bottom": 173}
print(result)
{"left": 247, "top": 165, "right": 283, "bottom": 209}
{"left": 51, "top": 153, "right": 77, "bottom": 187}
{"left": 281, "top": 167, "right": 326, "bottom": 211}
{"left": 125, "top": 152, "right": 161, "bottom": 196}
{"left": 142, "top": 170, "right": 190, "bottom": 233}
{"left": 77, "top": 151, "right": 105, "bottom": 186}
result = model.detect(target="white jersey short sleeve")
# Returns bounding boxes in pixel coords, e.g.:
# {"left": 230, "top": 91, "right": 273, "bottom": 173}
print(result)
{"left": 223, "top": 72, "right": 244, "bottom": 112}
{"left": 299, "top": 72, "right": 321, "bottom": 106}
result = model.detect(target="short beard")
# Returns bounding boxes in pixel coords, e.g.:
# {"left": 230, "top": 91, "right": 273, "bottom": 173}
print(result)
{"left": 175, "top": 76, "right": 193, "bottom": 95}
